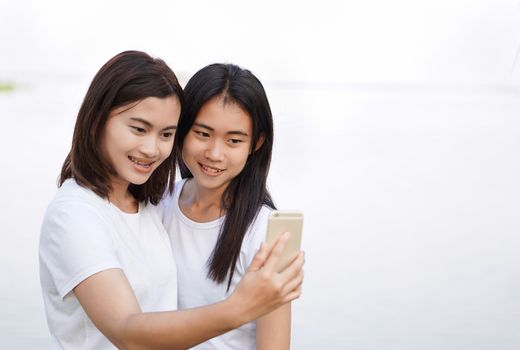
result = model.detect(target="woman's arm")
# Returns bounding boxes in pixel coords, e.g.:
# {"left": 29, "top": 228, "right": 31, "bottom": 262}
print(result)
{"left": 256, "top": 303, "right": 291, "bottom": 350}
{"left": 74, "top": 233, "right": 304, "bottom": 350}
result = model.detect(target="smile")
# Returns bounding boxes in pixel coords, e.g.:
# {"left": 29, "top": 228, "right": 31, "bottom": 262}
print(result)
{"left": 199, "top": 162, "right": 225, "bottom": 174}
{"left": 128, "top": 156, "right": 155, "bottom": 168}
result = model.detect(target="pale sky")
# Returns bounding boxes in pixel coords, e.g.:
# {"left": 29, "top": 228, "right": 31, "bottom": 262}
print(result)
{"left": 1, "top": 0, "right": 520, "bottom": 85}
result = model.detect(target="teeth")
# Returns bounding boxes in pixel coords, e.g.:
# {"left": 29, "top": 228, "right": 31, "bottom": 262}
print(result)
{"left": 201, "top": 164, "right": 223, "bottom": 173}
{"left": 129, "top": 156, "right": 154, "bottom": 167}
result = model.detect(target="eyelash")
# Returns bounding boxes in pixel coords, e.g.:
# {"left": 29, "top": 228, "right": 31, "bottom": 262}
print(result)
{"left": 194, "top": 130, "right": 209, "bottom": 137}
{"left": 131, "top": 126, "right": 146, "bottom": 133}
{"left": 192, "top": 130, "right": 244, "bottom": 145}
{"left": 162, "top": 132, "right": 173, "bottom": 139}
{"left": 131, "top": 126, "right": 174, "bottom": 140}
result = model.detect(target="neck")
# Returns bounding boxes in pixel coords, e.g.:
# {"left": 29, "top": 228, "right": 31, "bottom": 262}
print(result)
{"left": 179, "top": 178, "right": 227, "bottom": 222}
{"left": 108, "top": 177, "right": 138, "bottom": 213}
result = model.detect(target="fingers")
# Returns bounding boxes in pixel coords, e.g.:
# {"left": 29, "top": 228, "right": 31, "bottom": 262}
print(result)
{"left": 263, "top": 232, "right": 290, "bottom": 272}
{"left": 283, "top": 286, "right": 302, "bottom": 303}
{"left": 279, "top": 251, "right": 304, "bottom": 282}
{"left": 278, "top": 252, "right": 304, "bottom": 304}
{"left": 282, "top": 268, "right": 304, "bottom": 297}
{"left": 247, "top": 242, "right": 268, "bottom": 273}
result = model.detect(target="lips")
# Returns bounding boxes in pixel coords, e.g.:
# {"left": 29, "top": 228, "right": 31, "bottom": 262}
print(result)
{"left": 128, "top": 155, "right": 155, "bottom": 169}
{"left": 199, "top": 162, "right": 224, "bottom": 175}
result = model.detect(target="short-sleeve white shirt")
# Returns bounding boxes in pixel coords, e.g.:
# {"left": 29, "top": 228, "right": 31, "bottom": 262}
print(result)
{"left": 160, "top": 179, "right": 271, "bottom": 350}
{"left": 39, "top": 179, "right": 177, "bottom": 350}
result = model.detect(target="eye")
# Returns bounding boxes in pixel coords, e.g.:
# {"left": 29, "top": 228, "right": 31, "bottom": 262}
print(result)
{"left": 161, "top": 131, "right": 174, "bottom": 139}
{"left": 228, "top": 138, "right": 243, "bottom": 144}
{"left": 131, "top": 126, "right": 146, "bottom": 134}
{"left": 193, "top": 130, "right": 210, "bottom": 138}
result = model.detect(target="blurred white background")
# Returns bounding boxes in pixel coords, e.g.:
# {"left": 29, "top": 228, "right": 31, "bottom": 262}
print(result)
{"left": 1, "top": 0, "right": 520, "bottom": 349}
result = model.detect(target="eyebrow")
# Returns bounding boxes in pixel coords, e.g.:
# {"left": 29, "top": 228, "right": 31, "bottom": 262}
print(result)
{"left": 193, "top": 122, "right": 249, "bottom": 137}
{"left": 130, "top": 117, "right": 177, "bottom": 131}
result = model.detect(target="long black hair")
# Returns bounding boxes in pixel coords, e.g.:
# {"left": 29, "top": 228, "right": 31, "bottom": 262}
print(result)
{"left": 176, "top": 63, "right": 275, "bottom": 289}
{"left": 60, "top": 50, "right": 184, "bottom": 205}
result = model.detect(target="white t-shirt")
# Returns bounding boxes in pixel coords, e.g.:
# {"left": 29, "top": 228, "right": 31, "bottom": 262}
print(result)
{"left": 160, "top": 179, "right": 271, "bottom": 350}
{"left": 39, "top": 179, "right": 177, "bottom": 350}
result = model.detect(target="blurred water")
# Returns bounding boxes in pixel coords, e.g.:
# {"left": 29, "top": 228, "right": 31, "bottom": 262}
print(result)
{"left": 271, "top": 84, "right": 520, "bottom": 349}
{"left": 1, "top": 74, "right": 520, "bottom": 349}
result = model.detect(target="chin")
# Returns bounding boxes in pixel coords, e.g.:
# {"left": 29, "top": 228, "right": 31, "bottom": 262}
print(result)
{"left": 198, "top": 178, "right": 230, "bottom": 191}
{"left": 127, "top": 174, "right": 153, "bottom": 186}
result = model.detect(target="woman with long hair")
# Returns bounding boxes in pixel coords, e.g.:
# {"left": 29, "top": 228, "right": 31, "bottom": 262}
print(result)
{"left": 161, "top": 63, "right": 294, "bottom": 349}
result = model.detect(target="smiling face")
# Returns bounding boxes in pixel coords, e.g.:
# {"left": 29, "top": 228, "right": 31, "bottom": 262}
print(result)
{"left": 101, "top": 96, "right": 181, "bottom": 189}
{"left": 182, "top": 95, "right": 257, "bottom": 195}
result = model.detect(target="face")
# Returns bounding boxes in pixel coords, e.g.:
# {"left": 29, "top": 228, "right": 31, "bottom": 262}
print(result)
{"left": 182, "top": 95, "right": 257, "bottom": 194}
{"left": 102, "top": 96, "right": 181, "bottom": 188}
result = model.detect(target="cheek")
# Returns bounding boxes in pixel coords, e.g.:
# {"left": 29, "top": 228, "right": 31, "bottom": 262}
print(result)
{"left": 159, "top": 141, "right": 174, "bottom": 159}
{"left": 182, "top": 137, "right": 201, "bottom": 158}
{"left": 181, "top": 140, "right": 203, "bottom": 171}
{"left": 181, "top": 146, "right": 196, "bottom": 167}
{"left": 232, "top": 147, "right": 251, "bottom": 167}
{"left": 105, "top": 127, "right": 133, "bottom": 154}
{"left": 101, "top": 131, "right": 120, "bottom": 161}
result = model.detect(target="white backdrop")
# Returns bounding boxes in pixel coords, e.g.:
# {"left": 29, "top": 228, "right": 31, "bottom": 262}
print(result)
{"left": 1, "top": 1, "right": 520, "bottom": 349}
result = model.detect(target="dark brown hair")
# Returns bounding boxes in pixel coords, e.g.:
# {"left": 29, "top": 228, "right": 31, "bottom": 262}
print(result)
{"left": 60, "top": 50, "right": 183, "bottom": 204}
{"left": 176, "top": 63, "right": 275, "bottom": 290}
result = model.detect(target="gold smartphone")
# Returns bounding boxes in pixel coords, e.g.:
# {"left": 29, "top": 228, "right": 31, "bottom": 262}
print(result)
{"left": 265, "top": 211, "right": 304, "bottom": 272}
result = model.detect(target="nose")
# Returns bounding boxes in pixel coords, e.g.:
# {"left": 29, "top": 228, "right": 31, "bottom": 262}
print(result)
{"left": 204, "top": 138, "right": 224, "bottom": 162}
{"left": 139, "top": 135, "right": 160, "bottom": 159}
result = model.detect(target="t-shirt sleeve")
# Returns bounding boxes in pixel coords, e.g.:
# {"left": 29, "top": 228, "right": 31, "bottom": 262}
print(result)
{"left": 39, "top": 200, "right": 121, "bottom": 299}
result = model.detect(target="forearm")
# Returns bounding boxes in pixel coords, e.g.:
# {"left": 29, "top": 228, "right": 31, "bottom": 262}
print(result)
{"left": 75, "top": 237, "right": 303, "bottom": 349}
{"left": 120, "top": 299, "right": 242, "bottom": 350}
{"left": 256, "top": 303, "right": 291, "bottom": 350}
{"left": 74, "top": 270, "right": 247, "bottom": 350}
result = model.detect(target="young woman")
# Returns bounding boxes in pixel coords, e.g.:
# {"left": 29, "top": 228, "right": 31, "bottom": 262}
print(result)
{"left": 39, "top": 51, "right": 304, "bottom": 350}
{"left": 160, "top": 63, "right": 292, "bottom": 349}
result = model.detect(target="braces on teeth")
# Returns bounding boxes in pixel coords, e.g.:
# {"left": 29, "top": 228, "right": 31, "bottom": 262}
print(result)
{"left": 129, "top": 156, "right": 153, "bottom": 167}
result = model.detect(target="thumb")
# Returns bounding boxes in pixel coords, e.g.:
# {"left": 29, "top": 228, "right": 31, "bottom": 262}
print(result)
{"left": 247, "top": 242, "right": 268, "bottom": 273}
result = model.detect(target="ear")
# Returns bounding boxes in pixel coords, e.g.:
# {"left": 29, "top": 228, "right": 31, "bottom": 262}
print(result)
{"left": 252, "top": 133, "right": 265, "bottom": 154}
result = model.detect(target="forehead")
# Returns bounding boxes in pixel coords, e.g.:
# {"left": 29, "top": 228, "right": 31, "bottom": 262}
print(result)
{"left": 195, "top": 96, "right": 252, "bottom": 131}
{"left": 110, "top": 96, "right": 181, "bottom": 125}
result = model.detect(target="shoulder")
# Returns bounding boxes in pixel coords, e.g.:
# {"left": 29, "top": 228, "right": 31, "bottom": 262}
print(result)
{"left": 243, "top": 205, "right": 273, "bottom": 245}
{"left": 256, "top": 205, "right": 273, "bottom": 223}
{"left": 235, "top": 205, "right": 273, "bottom": 273}
{"left": 46, "top": 180, "right": 109, "bottom": 221}
{"left": 40, "top": 180, "right": 122, "bottom": 299}
{"left": 253, "top": 205, "right": 273, "bottom": 228}
{"left": 159, "top": 178, "right": 187, "bottom": 207}
{"left": 49, "top": 179, "right": 107, "bottom": 212}
{"left": 41, "top": 179, "right": 114, "bottom": 246}
{"left": 158, "top": 178, "right": 188, "bottom": 221}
